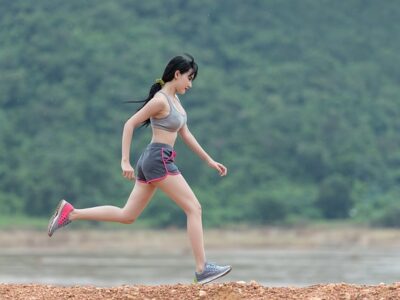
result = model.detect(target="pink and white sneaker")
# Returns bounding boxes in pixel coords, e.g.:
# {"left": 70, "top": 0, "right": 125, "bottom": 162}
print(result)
{"left": 48, "top": 199, "right": 74, "bottom": 237}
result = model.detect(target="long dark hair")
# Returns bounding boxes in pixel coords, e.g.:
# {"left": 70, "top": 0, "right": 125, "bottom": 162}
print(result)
{"left": 127, "top": 53, "right": 198, "bottom": 127}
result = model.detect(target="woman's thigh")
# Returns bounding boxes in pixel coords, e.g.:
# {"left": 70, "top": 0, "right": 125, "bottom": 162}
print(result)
{"left": 151, "top": 174, "right": 200, "bottom": 214}
{"left": 123, "top": 181, "right": 157, "bottom": 219}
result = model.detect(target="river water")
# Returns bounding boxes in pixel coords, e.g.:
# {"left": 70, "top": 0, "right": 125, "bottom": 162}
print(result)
{"left": 1, "top": 247, "right": 399, "bottom": 287}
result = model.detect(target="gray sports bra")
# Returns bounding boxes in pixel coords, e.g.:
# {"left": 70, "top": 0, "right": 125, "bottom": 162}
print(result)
{"left": 150, "top": 91, "right": 187, "bottom": 132}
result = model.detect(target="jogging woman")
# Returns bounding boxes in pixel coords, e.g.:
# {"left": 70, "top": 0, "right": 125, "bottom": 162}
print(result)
{"left": 48, "top": 54, "right": 232, "bottom": 284}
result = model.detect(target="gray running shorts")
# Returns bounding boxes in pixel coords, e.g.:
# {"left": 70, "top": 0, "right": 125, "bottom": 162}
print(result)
{"left": 136, "top": 143, "right": 180, "bottom": 184}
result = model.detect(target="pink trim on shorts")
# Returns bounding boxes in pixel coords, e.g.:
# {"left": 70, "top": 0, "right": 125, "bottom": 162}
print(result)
{"left": 136, "top": 148, "right": 180, "bottom": 184}
{"left": 137, "top": 179, "right": 149, "bottom": 184}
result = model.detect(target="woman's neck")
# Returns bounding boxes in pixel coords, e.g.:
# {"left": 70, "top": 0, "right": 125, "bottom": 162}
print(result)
{"left": 162, "top": 82, "right": 177, "bottom": 97}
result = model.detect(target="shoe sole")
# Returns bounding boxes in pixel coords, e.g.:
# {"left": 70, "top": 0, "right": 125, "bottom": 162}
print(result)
{"left": 48, "top": 199, "right": 67, "bottom": 237}
{"left": 198, "top": 266, "right": 232, "bottom": 284}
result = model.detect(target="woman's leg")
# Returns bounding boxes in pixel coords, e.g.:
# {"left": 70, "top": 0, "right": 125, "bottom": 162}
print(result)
{"left": 69, "top": 181, "right": 157, "bottom": 224}
{"left": 152, "top": 174, "right": 206, "bottom": 273}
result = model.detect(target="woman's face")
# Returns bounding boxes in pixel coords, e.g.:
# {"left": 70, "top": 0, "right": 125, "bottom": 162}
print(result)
{"left": 175, "top": 69, "right": 194, "bottom": 94}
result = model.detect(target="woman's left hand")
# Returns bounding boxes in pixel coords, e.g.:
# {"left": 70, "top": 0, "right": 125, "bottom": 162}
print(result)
{"left": 207, "top": 159, "right": 228, "bottom": 176}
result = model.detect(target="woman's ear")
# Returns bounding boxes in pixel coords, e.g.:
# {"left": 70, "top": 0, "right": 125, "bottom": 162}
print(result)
{"left": 174, "top": 70, "right": 181, "bottom": 80}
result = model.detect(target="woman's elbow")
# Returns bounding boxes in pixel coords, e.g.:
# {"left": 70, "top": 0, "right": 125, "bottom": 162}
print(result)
{"left": 123, "top": 119, "right": 136, "bottom": 131}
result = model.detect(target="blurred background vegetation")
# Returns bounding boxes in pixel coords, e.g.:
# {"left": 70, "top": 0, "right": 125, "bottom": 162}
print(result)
{"left": 1, "top": 0, "right": 399, "bottom": 228}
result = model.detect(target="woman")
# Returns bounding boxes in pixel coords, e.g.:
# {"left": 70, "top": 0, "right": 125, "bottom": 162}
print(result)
{"left": 48, "top": 54, "right": 232, "bottom": 284}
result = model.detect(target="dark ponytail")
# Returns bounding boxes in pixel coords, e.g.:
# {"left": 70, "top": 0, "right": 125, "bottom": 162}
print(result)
{"left": 126, "top": 53, "right": 198, "bottom": 128}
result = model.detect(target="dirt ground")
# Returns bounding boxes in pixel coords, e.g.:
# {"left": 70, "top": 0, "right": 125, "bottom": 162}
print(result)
{"left": 2, "top": 227, "right": 400, "bottom": 299}
{"left": 1, "top": 281, "right": 400, "bottom": 300}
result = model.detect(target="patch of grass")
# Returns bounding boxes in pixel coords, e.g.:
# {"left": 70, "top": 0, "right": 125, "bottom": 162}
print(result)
{"left": 0, "top": 214, "right": 373, "bottom": 231}
{"left": 0, "top": 214, "right": 49, "bottom": 230}
{"left": 0, "top": 214, "right": 157, "bottom": 231}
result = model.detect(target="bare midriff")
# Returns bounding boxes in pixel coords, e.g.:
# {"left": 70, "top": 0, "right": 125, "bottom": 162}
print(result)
{"left": 150, "top": 127, "right": 179, "bottom": 147}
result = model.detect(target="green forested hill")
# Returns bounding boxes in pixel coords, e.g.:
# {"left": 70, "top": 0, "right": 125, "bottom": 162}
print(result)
{"left": 1, "top": 0, "right": 400, "bottom": 227}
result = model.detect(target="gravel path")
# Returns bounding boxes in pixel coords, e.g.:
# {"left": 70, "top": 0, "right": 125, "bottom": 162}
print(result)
{"left": 1, "top": 282, "right": 400, "bottom": 300}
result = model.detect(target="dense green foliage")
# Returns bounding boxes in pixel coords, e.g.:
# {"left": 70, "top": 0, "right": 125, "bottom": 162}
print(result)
{"left": 1, "top": 0, "right": 400, "bottom": 227}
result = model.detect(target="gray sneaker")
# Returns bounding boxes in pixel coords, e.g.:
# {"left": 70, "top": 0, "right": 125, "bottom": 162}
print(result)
{"left": 194, "top": 262, "right": 232, "bottom": 284}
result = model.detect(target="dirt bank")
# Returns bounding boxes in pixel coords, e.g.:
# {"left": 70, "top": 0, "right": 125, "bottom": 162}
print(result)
{"left": 1, "top": 282, "right": 400, "bottom": 300}
{"left": 2, "top": 226, "right": 400, "bottom": 252}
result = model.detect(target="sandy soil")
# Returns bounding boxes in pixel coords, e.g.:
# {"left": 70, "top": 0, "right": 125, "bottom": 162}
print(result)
{"left": 1, "top": 282, "right": 400, "bottom": 299}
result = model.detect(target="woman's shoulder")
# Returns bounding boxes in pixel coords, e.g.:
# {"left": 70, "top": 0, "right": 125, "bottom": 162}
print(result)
{"left": 144, "top": 93, "right": 169, "bottom": 115}
{"left": 149, "top": 93, "right": 168, "bottom": 106}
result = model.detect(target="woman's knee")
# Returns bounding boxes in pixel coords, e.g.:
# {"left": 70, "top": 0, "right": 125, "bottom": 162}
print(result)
{"left": 119, "top": 209, "right": 136, "bottom": 224}
{"left": 120, "top": 218, "right": 135, "bottom": 224}
{"left": 186, "top": 200, "right": 202, "bottom": 217}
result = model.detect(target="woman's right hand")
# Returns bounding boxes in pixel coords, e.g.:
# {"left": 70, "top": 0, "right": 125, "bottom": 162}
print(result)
{"left": 121, "top": 160, "right": 135, "bottom": 180}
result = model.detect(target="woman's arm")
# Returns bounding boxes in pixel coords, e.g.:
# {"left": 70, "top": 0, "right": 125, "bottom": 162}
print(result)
{"left": 179, "top": 125, "right": 227, "bottom": 176}
{"left": 178, "top": 124, "right": 211, "bottom": 162}
{"left": 121, "top": 96, "right": 165, "bottom": 180}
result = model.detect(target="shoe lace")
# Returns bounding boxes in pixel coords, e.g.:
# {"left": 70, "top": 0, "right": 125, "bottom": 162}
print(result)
{"left": 206, "top": 262, "right": 220, "bottom": 272}
{"left": 58, "top": 203, "right": 73, "bottom": 227}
